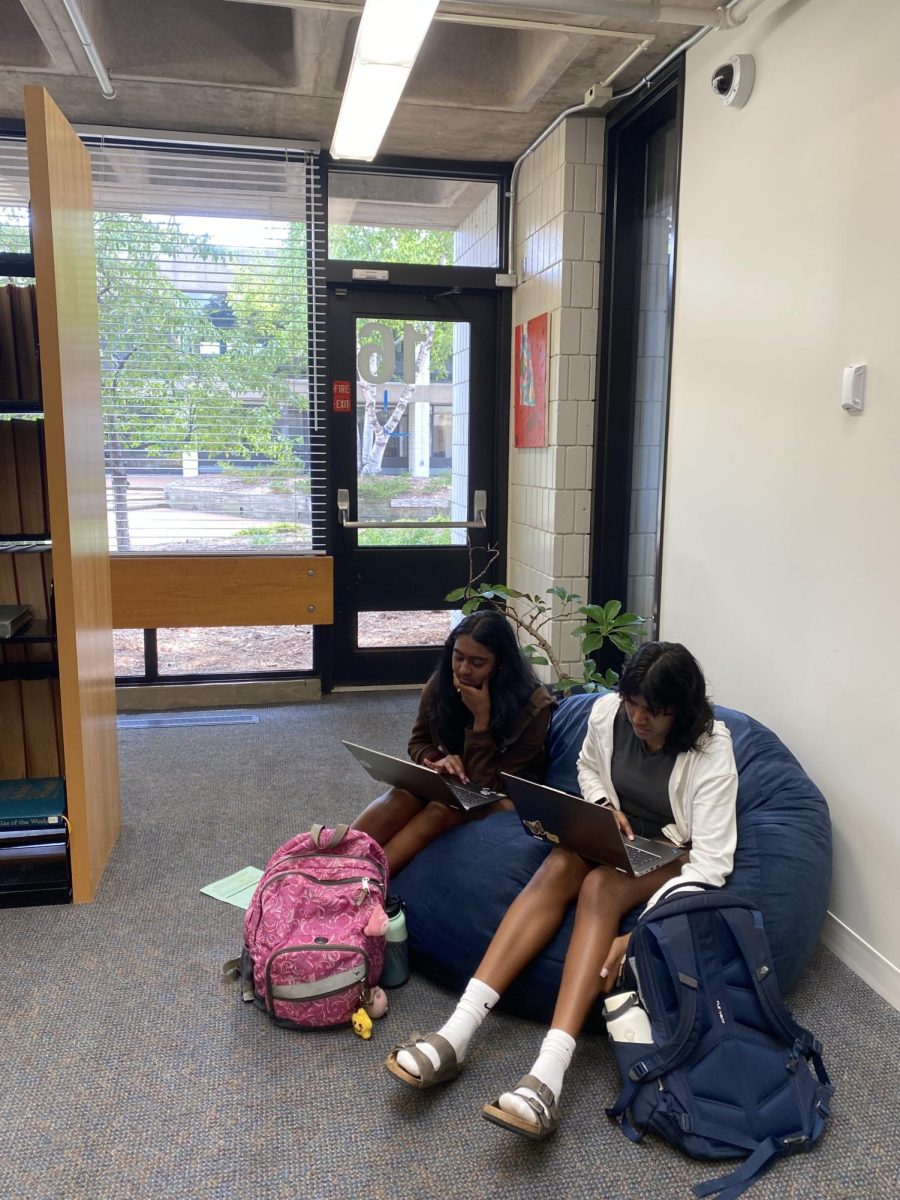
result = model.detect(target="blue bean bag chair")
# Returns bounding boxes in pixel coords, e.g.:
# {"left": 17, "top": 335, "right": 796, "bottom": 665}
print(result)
{"left": 393, "top": 692, "right": 832, "bottom": 1029}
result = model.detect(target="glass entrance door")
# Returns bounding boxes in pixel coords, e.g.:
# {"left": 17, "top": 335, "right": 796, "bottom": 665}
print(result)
{"left": 327, "top": 285, "right": 501, "bottom": 686}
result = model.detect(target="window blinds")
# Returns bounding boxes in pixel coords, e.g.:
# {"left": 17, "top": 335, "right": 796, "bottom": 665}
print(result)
{"left": 0, "top": 135, "right": 326, "bottom": 557}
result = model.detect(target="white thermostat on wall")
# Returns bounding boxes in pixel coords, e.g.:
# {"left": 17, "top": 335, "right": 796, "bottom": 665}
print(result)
{"left": 841, "top": 363, "right": 866, "bottom": 414}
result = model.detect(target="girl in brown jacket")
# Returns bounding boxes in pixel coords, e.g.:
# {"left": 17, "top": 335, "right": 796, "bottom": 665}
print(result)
{"left": 352, "top": 610, "right": 555, "bottom": 874}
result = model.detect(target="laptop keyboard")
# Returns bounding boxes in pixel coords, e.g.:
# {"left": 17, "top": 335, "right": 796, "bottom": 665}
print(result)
{"left": 443, "top": 779, "right": 505, "bottom": 811}
{"left": 624, "top": 842, "right": 663, "bottom": 875}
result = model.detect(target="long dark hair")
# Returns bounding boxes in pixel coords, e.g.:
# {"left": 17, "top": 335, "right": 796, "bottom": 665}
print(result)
{"left": 617, "top": 641, "right": 714, "bottom": 754}
{"left": 428, "top": 610, "right": 543, "bottom": 750}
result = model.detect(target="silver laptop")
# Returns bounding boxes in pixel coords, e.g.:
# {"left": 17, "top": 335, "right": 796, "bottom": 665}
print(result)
{"left": 343, "top": 741, "right": 505, "bottom": 813}
{"left": 500, "top": 772, "right": 685, "bottom": 877}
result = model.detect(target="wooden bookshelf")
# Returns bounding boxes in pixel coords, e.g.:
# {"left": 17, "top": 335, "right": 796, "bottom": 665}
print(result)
{"left": 0, "top": 87, "right": 120, "bottom": 903}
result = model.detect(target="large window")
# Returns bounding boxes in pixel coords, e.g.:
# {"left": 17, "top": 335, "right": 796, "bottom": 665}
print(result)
{"left": 592, "top": 72, "right": 681, "bottom": 645}
{"left": 0, "top": 135, "right": 326, "bottom": 558}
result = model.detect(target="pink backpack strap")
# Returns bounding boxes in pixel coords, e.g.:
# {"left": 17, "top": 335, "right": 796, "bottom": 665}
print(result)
{"left": 309, "top": 823, "right": 349, "bottom": 849}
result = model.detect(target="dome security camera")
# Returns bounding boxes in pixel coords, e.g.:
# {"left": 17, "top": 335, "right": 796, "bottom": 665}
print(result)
{"left": 711, "top": 54, "right": 755, "bottom": 108}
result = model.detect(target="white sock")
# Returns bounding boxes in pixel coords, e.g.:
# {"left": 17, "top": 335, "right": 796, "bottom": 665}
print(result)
{"left": 395, "top": 978, "right": 499, "bottom": 1078}
{"left": 497, "top": 1029, "right": 576, "bottom": 1126}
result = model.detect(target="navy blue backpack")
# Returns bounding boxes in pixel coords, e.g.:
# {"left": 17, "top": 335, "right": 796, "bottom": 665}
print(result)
{"left": 606, "top": 885, "right": 833, "bottom": 1200}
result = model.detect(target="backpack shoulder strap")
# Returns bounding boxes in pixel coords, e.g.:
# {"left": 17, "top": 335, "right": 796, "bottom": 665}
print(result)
{"left": 606, "top": 911, "right": 704, "bottom": 1121}
{"left": 716, "top": 904, "right": 831, "bottom": 1085}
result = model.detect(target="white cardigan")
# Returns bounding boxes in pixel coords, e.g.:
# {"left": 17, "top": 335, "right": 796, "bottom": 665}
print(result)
{"left": 576, "top": 692, "right": 738, "bottom": 910}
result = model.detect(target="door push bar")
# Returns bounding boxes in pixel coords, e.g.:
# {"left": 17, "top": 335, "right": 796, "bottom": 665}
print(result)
{"left": 337, "top": 488, "right": 487, "bottom": 530}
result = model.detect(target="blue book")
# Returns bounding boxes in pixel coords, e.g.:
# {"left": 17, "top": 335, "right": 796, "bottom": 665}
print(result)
{"left": 0, "top": 777, "right": 66, "bottom": 828}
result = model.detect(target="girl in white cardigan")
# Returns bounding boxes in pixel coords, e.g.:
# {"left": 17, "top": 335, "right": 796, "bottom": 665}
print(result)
{"left": 385, "top": 642, "right": 738, "bottom": 1142}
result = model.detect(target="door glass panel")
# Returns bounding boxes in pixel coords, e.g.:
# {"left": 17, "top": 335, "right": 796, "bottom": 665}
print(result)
{"left": 358, "top": 611, "right": 453, "bottom": 649}
{"left": 355, "top": 316, "right": 469, "bottom": 548}
{"left": 627, "top": 119, "right": 677, "bottom": 641}
{"left": 328, "top": 171, "right": 500, "bottom": 268}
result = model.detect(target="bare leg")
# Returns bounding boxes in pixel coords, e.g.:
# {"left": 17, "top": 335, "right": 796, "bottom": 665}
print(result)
{"left": 476, "top": 847, "right": 592, "bottom": 993}
{"left": 494, "top": 856, "right": 684, "bottom": 1131}
{"left": 552, "top": 857, "right": 684, "bottom": 1038}
{"left": 382, "top": 800, "right": 466, "bottom": 875}
{"left": 390, "top": 846, "right": 590, "bottom": 1083}
{"left": 351, "top": 786, "right": 422, "bottom": 846}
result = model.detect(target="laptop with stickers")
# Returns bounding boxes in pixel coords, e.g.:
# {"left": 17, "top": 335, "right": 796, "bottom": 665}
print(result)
{"left": 500, "top": 771, "right": 684, "bottom": 877}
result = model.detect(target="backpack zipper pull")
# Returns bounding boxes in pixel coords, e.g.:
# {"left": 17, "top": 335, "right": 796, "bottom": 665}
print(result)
{"left": 355, "top": 877, "right": 371, "bottom": 905}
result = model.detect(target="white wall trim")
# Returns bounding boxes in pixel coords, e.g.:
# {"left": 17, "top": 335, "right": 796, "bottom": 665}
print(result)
{"left": 820, "top": 912, "right": 900, "bottom": 1012}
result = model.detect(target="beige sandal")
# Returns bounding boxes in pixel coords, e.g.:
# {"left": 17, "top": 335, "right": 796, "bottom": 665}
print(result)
{"left": 482, "top": 1074, "right": 561, "bottom": 1140}
{"left": 385, "top": 1032, "right": 462, "bottom": 1089}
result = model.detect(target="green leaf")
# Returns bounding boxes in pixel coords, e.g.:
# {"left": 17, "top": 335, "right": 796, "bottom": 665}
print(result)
{"left": 556, "top": 675, "right": 582, "bottom": 693}
{"left": 445, "top": 586, "right": 467, "bottom": 602}
{"left": 612, "top": 612, "right": 642, "bottom": 628}
{"left": 580, "top": 633, "right": 607, "bottom": 654}
{"left": 602, "top": 599, "right": 622, "bottom": 621}
{"left": 577, "top": 604, "right": 608, "bottom": 623}
{"left": 609, "top": 631, "right": 638, "bottom": 653}
{"left": 461, "top": 598, "right": 481, "bottom": 615}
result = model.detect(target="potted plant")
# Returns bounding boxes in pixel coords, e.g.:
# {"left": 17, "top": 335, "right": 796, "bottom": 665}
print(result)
{"left": 446, "top": 547, "right": 644, "bottom": 695}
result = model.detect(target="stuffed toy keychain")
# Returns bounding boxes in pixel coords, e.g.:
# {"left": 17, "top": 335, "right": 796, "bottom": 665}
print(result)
{"left": 351, "top": 985, "right": 389, "bottom": 1039}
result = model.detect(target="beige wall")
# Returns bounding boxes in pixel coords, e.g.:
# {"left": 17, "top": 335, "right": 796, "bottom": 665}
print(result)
{"left": 509, "top": 115, "right": 605, "bottom": 679}
{"left": 665, "top": 0, "right": 900, "bottom": 1004}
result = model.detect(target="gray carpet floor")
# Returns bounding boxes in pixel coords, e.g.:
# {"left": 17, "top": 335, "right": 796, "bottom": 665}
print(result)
{"left": 1, "top": 691, "right": 898, "bottom": 1199}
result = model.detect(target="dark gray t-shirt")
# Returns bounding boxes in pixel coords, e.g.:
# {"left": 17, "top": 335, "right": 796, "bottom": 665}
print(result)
{"left": 611, "top": 705, "right": 677, "bottom": 838}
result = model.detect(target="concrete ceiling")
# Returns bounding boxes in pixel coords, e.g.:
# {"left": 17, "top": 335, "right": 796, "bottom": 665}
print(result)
{"left": 0, "top": 0, "right": 724, "bottom": 161}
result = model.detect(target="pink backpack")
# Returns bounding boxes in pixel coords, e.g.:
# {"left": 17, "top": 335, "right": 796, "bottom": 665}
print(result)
{"left": 229, "top": 824, "right": 389, "bottom": 1029}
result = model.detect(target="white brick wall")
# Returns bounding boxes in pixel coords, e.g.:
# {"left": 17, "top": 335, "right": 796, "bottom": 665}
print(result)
{"left": 509, "top": 114, "right": 605, "bottom": 680}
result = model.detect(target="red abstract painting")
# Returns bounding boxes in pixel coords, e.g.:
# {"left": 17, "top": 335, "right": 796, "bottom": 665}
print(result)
{"left": 514, "top": 312, "right": 549, "bottom": 448}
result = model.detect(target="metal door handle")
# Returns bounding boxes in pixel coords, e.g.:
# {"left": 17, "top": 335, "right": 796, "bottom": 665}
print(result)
{"left": 337, "top": 488, "right": 487, "bottom": 530}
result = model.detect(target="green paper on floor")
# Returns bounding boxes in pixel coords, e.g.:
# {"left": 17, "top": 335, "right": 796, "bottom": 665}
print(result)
{"left": 201, "top": 866, "right": 263, "bottom": 909}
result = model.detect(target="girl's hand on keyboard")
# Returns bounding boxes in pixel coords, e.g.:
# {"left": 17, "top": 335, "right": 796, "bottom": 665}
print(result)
{"left": 611, "top": 807, "right": 635, "bottom": 841}
{"left": 428, "top": 753, "right": 468, "bottom": 783}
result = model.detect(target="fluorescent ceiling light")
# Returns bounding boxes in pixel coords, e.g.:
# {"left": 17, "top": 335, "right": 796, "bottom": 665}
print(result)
{"left": 331, "top": 0, "right": 439, "bottom": 162}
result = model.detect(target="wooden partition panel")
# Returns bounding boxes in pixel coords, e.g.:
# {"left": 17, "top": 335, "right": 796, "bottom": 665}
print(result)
{"left": 109, "top": 555, "right": 333, "bottom": 628}
{"left": 25, "top": 86, "right": 121, "bottom": 903}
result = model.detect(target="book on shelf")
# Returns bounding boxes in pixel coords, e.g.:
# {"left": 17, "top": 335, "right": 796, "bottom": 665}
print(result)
{"left": 12, "top": 418, "right": 49, "bottom": 535}
{"left": 0, "top": 417, "right": 48, "bottom": 538}
{"left": 0, "top": 776, "right": 66, "bottom": 829}
{"left": 0, "top": 285, "right": 19, "bottom": 400}
{"left": 21, "top": 677, "right": 62, "bottom": 775}
{"left": 0, "top": 283, "right": 40, "bottom": 407}
{"left": 0, "top": 603, "right": 33, "bottom": 639}
{"left": 0, "top": 681, "right": 27, "bottom": 777}
{"left": 0, "top": 419, "right": 19, "bottom": 533}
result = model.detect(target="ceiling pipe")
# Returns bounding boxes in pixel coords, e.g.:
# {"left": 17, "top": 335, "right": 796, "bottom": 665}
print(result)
{"left": 224, "top": 0, "right": 653, "bottom": 41}
{"left": 504, "top": 0, "right": 756, "bottom": 278}
{"left": 60, "top": 0, "right": 116, "bottom": 99}
{"left": 718, "top": 0, "right": 770, "bottom": 27}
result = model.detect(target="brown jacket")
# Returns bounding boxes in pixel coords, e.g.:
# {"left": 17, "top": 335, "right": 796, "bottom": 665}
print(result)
{"left": 407, "top": 680, "right": 556, "bottom": 790}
